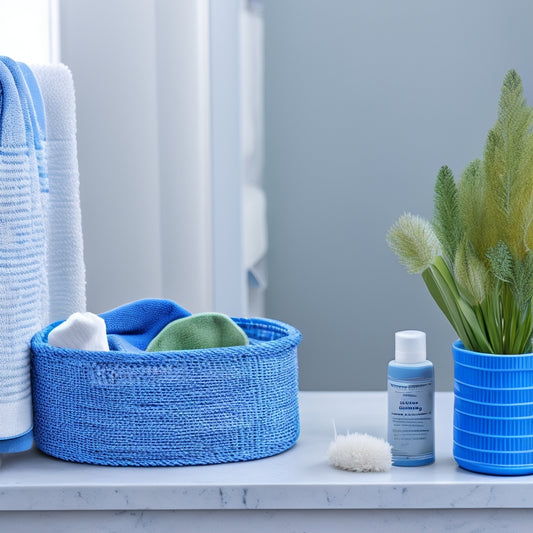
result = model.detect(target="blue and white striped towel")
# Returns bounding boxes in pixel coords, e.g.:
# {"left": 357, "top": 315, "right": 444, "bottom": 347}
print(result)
{"left": 1, "top": 58, "right": 49, "bottom": 328}
{"left": 0, "top": 59, "right": 48, "bottom": 451}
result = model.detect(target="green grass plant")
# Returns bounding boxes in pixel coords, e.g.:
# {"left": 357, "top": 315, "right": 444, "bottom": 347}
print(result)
{"left": 387, "top": 70, "right": 533, "bottom": 354}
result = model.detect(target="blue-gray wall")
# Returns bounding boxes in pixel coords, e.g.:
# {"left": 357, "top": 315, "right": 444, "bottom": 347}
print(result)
{"left": 264, "top": 0, "right": 533, "bottom": 390}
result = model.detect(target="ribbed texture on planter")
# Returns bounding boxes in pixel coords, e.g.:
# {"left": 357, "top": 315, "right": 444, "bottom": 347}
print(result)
{"left": 453, "top": 340, "right": 533, "bottom": 475}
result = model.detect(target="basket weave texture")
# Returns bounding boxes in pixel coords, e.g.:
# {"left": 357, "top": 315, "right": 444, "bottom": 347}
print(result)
{"left": 31, "top": 314, "right": 302, "bottom": 466}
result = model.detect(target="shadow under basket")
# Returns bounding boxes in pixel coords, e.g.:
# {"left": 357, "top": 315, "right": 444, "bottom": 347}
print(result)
{"left": 31, "top": 317, "right": 302, "bottom": 466}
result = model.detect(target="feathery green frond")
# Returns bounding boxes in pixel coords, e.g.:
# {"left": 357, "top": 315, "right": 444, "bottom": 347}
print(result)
{"left": 511, "top": 252, "right": 533, "bottom": 312}
{"left": 484, "top": 70, "right": 533, "bottom": 259}
{"left": 387, "top": 214, "right": 440, "bottom": 274}
{"left": 387, "top": 69, "right": 533, "bottom": 354}
{"left": 497, "top": 70, "right": 533, "bottom": 150}
{"left": 433, "top": 165, "right": 462, "bottom": 264}
{"left": 458, "top": 159, "right": 489, "bottom": 258}
{"left": 454, "top": 238, "right": 487, "bottom": 306}
{"left": 486, "top": 241, "right": 513, "bottom": 283}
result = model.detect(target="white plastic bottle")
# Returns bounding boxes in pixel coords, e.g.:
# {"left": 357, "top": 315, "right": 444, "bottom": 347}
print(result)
{"left": 387, "top": 330, "right": 435, "bottom": 466}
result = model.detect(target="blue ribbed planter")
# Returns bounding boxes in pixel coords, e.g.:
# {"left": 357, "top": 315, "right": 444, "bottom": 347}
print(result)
{"left": 453, "top": 340, "right": 533, "bottom": 475}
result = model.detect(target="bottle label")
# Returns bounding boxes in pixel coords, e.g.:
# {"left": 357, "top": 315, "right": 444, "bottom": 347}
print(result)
{"left": 387, "top": 377, "right": 434, "bottom": 461}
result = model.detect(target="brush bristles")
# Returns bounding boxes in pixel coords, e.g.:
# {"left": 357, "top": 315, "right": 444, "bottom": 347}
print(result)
{"left": 328, "top": 432, "right": 392, "bottom": 473}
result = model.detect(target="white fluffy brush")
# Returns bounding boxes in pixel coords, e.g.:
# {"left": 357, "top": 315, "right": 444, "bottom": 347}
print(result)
{"left": 328, "top": 431, "right": 392, "bottom": 473}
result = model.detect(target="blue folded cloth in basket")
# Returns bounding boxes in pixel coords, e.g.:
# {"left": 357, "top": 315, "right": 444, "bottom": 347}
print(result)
{"left": 31, "top": 299, "right": 302, "bottom": 466}
{"left": 102, "top": 298, "right": 191, "bottom": 351}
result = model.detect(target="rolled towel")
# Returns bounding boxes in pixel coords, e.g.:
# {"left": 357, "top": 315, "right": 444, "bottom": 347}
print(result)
{"left": 146, "top": 313, "right": 249, "bottom": 352}
{"left": 48, "top": 312, "right": 109, "bottom": 351}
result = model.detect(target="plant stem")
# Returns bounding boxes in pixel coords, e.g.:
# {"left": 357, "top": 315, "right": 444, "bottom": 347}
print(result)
{"left": 423, "top": 257, "right": 493, "bottom": 353}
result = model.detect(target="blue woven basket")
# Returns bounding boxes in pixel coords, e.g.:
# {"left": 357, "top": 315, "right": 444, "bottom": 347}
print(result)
{"left": 31, "top": 316, "right": 302, "bottom": 466}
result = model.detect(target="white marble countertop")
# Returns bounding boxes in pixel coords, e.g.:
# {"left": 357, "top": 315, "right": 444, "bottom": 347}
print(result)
{"left": 1, "top": 391, "right": 533, "bottom": 512}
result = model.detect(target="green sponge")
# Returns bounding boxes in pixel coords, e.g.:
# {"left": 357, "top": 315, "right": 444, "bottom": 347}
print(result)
{"left": 146, "top": 312, "right": 249, "bottom": 352}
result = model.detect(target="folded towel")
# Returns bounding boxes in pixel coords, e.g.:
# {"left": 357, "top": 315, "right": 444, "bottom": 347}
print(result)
{"left": 31, "top": 64, "right": 86, "bottom": 322}
{"left": 146, "top": 313, "right": 249, "bottom": 352}
{"left": 1, "top": 57, "right": 49, "bottom": 327}
{"left": 8, "top": 59, "right": 50, "bottom": 326}
{"left": 100, "top": 299, "right": 191, "bottom": 351}
{"left": 0, "top": 59, "right": 47, "bottom": 450}
{"left": 48, "top": 312, "right": 109, "bottom": 352}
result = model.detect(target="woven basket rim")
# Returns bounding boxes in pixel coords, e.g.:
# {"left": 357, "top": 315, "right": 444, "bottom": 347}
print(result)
{"left": 31, "top": 316, "right": 302, "bottom": 363}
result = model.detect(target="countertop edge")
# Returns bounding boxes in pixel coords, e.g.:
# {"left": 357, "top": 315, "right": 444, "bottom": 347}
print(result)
{"left": 2, "top": 480, "right": 533, "bottom": 511}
